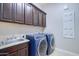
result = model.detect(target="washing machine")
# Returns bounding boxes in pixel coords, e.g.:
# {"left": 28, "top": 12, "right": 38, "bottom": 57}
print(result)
{"left": 45, "top": 33, "right": 55, "bottom": 55}
{"left": 26, "top": 33, "right": 47, "bottom": 56}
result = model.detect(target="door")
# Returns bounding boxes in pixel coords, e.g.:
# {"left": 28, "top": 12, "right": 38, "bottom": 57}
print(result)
{"left": 25, "top": 4, "right": 33, "bottom": 25}
{"left": 42, "top": 13, "right": 46, "bottom": 27}
{"left": 0, "top": 3, "right": 15, "bottom": 22}
{"left": 32, "top": 7, "right": 39, "bottom": 26}
{"left": 18, "top": 48, "right": 28, "bottom": 56}
{"left": 15, "top": 3, "right": 24, "bottom": 23}
{"left": 8, "top": 52, "right": 18, "bottom": 56}
{"left": 0, "top": 4, "right": 1, "bottom": 19}
{"left": 39, "top": 11, "right": 43, "bottom": 26}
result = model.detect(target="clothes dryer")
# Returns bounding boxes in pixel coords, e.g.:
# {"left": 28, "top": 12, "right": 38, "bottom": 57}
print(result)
{"left": 45, "top": 33, "right": 55, "bottom": 55}
{"left": 26, "top": 33, "right": 47, "bottom": 56}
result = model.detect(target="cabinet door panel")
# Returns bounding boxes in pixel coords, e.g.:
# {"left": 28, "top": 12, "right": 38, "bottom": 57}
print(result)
{"left": 1, "top": 3, "right": 14, "bottom": 21}
{"left": 42, "top": 13, "right": 46, "bottom": 27}
{"left": 33, "top": 7, "right": 39, "bottom": 26}
{"left": 8, "top": 52, "right": 18, "bottom": 56}
{"left": 0, "top": 3, "right": 2, "bottom": 20}
{"left": 17, "top": 43, "right": 28, "bottom": 50}
{"left": 18, "top": 48, "right": 28, "bottom": 56}
{"left": 15, "top": 3, "right": 24, "bottom": 23}
{"left": 3, "top": 4, "right": 12, "bottom": 19}
{"left": 25, "top": 4, "right": 33, "bottom": 25}
{"left": 39, "top": 11, "right": 43, "bottom": 26}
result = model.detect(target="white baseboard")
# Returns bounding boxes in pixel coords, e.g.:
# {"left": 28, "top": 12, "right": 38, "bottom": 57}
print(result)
{"left": 51, "top": 48, "right": 79, "bottom": 56}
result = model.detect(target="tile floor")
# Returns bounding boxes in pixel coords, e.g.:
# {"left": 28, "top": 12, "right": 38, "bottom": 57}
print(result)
{"left": 50, "top": 48, "right": 76, "bottom": 56}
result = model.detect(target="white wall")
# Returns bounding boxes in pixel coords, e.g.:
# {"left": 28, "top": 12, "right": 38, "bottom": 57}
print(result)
{"left": 33, "top": 3, "right": 45, "bottom": 11}
{"left": 43, "top": 3, "right": 79, "bottom": 54}
{"left": 0, "top": 22, "right": 44, "bottom": 40}
{"left": 34, "top": 3, "right": 79, "bottom": 55}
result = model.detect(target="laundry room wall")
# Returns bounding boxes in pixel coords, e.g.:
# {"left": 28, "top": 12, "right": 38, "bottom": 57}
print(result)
{"left": 33, "top": 3, "right": 43, "bottom": 10}
{"left": 0, "top": 22, "right": 44, "bottom": 40}
{"left": 34, "top": 3, "right": 79, "bottom": 55}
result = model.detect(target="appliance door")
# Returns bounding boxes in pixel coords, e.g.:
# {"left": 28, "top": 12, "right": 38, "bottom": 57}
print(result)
{"left": 50, "top": 35, "right": 55, "bottom": 49}
{"left": 37, "top": 37, "right": 47, "bottom": 56}
{"left": 48, "top": 34, "right": 55, "bottom": 55}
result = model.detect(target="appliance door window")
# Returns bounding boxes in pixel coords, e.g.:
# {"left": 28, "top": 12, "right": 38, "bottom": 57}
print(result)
{"left": 38, "top": 40, "right": 47, "bottom": 56}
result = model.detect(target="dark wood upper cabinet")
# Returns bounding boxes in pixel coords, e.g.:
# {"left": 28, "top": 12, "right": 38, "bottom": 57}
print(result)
{"left": 15, "top": 3, "right": 24, "bottom": 23}
{"left": 0, "top": 3, "right": 15, "bottom": 22}
{"left": 32, "top": 7, "right": 39, "bottom": 26}
{"left": 42, "top": 13, "right": 46, "bottom": 27}
{"left": 24, "top": 4, "right": 33, "bottom": 25}
{"left": 0, "top": 3, "right": 46, "bottom": 27}
{"left": 29, "top": 3, "right": 46, "bottom": 27}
